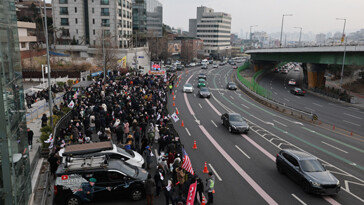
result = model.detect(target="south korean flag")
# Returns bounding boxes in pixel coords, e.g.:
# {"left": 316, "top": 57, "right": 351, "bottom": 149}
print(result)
{"left": 171, "top": 113, "right": 179, "bottom": 122}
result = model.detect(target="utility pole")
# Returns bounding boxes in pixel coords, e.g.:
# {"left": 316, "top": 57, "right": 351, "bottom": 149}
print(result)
{"left": 280, "top": 14, "right": 293, "bottom": 47}
{"left": 102, "top": 27, "right": 106, "bottom": 82}
{"left": 43, "top": 0, "right": 53, "bottom": 129}
{"left": 337, "top": 18, "right": 347, "bottom": 87}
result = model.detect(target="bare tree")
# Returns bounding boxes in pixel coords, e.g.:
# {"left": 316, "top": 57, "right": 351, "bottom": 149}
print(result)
{"left": 94, "top": 33, "right": 120, "bottom": 73}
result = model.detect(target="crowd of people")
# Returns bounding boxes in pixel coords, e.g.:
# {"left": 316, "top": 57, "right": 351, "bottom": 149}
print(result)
{"left": 48, "top": 70, "right": 214, "bottom": 204}
{"left": 25, "top": 84, "right": 67, "bottom": 109}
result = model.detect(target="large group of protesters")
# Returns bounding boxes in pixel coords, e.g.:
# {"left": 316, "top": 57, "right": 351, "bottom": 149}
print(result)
{"left": 25, "top": 84, "right": 67, "bottom": 109}
{"left": 47, "top": 70, "right": 214, "bottom": 205}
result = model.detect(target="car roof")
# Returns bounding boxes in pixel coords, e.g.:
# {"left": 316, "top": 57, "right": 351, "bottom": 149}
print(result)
{"left": 62, "top": 141, "right": 113, "bottom": 156}
{"left": 227, "top": 112, "right": 241, "bottom": 117}
{"left": 184, "top": 83, "right": 192, "bottom": 86}
{"left": 283, "top": 149, "right": 316, "bottom": 160}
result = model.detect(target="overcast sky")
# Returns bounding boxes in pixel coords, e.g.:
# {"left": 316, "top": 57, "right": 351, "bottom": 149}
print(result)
{"left": 159, "top": 0, "right": 364, "bottom": 36}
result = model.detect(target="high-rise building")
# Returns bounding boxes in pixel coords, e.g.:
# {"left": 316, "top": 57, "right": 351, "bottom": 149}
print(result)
{"left": 132, "top": 0, "right": 163, "bottom": 37}
{"left": 0, "top": 1, "right": 32, "bottom": 204}
{"left": 52, "top": 0, "right": 133, "bottom": 48}
{"left": 189, "top": 6, "right": 231, "bottom": 58}
{"left": 188, "top": 19, "right": 197, "bottom": 37}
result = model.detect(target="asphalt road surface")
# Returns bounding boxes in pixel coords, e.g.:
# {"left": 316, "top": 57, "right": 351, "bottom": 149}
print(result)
{"left": 259, "top": 68, "right": 364, "bottom": 135}
{"left": 96, "top": 65, "right": 364, "bottom": 204}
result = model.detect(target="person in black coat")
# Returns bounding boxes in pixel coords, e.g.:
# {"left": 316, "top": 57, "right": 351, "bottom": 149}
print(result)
{"left": 41, "top": 114, "right": 48, "bottom": 127}
{"left": 27, "top": 128, "right": 34, "bottom": 149}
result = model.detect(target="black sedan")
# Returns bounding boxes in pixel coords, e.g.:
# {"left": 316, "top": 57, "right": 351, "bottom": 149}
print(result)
{"left": 198, "top": 87, "right": 211, "bottom": 98}
{"left": 290, "top": 87, "right": 306, "bottom": 96}
{"left": 276, "top": 149, "right": 340, "bottom": 195}
{"left": 226, "top": 82, "right": 237, "bottom": 90}
{"left": 198, "top": 73, "right": 207, "bottom": 80}
{"left": 221, "top": 113, "right": 249, "bottom": 134}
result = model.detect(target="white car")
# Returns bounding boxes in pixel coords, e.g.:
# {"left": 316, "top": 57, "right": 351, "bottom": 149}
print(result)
{"left": 183, "top": 83, "right": 194, "bottom": 93}
{"left": 213, "top": 64, "right": 218, "bottom": 68}
{"left": 294, "top": 67, "right": 300, "bottom": 71}
{"left": 189, "top": 63, "right": 196, "bottom": 67}
{"left": 59, "top": 141, "right": 145, "bottom": 167}
{"left": 288, "top": 79, "right": 296, "bottom": 86}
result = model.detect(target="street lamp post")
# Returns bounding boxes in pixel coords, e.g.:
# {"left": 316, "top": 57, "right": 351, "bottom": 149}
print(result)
{"left": 294, "top": 27, "right": 302, "bottom": 46}
{"left": 337, "top": 18, "right": 347, "bottom": 87}
{"left": 280, "top": 14, "right": 293, "bottom": 47}
{"left": 102, "top": 25, "right": 106, "bottom": 82}
{"left": 43, "top": 0, "right": 53, "bottom": 129}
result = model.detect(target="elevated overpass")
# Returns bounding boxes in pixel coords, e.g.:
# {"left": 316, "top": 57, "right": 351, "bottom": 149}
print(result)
{"left": 245, "top": 46, "right": 364, "bottom": 88}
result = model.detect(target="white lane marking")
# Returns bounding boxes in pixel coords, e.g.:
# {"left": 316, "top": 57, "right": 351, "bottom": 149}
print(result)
{"left": 194, "top": 93, "right": 197, "bottom": 97}
{"left": 235, "top": 145, "right": 251, "bottom": 159}
{"left": 321, "top": 141, "right": 348, "bottom": 154}
{"left": 199, "top": 103, "right": 202, "bottom": 108}
{"left": 295, "top": 96, "right": 301, "bottom": 99}
{"left": 273, "top": 120, "right": 287, "bottom": 127}
{"left": 211, "top": 120, "right": 218, "bottom": 127}
{"left": 274, "top": 92, "right": 278, "bottom": 95}
{"left": 240, "top": 104, "right": 250, "bottom": 109}
{"left": 304, "top": 107, "right": 315, "bottom": 112}
{"left": 313, "top": 103, "right": 323, "bottom": 107}
{"left": 208, "top": 163, "right": 223, "bottom": 181}
{"left": 293, "top": 121, "right": 304, "bottom": 126}
{"left": 291, "top": 194, "right": 307, "bottom": 205}
{"left": 185, "top": 128, "right": 191, "bottom": 136}
{"left": 230, "top": 96, "right": 234, "bottom": 99}
{"left": 343, "top": 120, "right": 361, "bottom": 127}
{"left": 284, "top": 98, "right": 290, "bottom": 102}
{"left": 344, "top": 113, "right": 362, "bottom": 120}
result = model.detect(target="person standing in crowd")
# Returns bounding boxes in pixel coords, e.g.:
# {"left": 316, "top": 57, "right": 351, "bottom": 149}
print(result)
{"left": 145, "top": 174, "right": 156, "bottom": 205}
{"left": 196, "top": 177, "right": 204, "bottom": 203}
{"left": 169, "top": 84, "right": 173, "bottom": 94}
{"left": 41, "top": 114, "right": 48, "bottom": 127}
{"left": 164, "top": 179, "right": 174, "bottom": 205}
{"left": 206, "top": 172, "right": 215, "bottom": 204}
{"left": 123, "top": 121, "right": 130, "bottom": 138}
{"left": 143, "top": 146, "right": 153, "bottom": 170}
{"left": 154, "top": 165, "right": 165, "bottom": 197}
{"left": 27, "top": 128, "right": 34, "bottom": 149}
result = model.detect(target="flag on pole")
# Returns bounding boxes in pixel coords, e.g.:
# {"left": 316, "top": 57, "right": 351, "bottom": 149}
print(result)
{"left": 118, "top": 56, "right": 127, "bottom": 68}
{"left": 68, "top": 100, "right": 75, "bottom": 108}
{"left": 341, "top": 34, "right": 345, "bottom": 43}
{"left": 182, "top": 148, "right": 194, "bottom": 175}
{"left": 186, "top": 181, "right": 197, "bottom": 205}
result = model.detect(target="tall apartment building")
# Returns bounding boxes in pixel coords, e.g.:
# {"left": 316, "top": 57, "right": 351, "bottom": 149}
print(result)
{"left": 132, "top": 0, "right": 163, "bottom": 37}
{"left": 189, "top": 6, "right": 231, "bottom": 58}
{"left": 53, "top": 0, "right": 133, "bottom": 48}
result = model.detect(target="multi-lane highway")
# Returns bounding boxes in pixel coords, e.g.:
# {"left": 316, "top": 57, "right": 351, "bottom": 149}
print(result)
{"left": 259, "top": 68, "right": 364, "bottom": 135}
{"left": 169, "top": 64, "right": 364, "bottom": 205}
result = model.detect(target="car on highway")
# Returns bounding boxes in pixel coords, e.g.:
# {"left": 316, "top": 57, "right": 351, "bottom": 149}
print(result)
{"left": 226, "top": 82, "right": 237, "bottom": 90}
{"left": 213, "top": 64, "right": 218, "bottom": 68}
{"left": 281, "top": 69, "right": 288, "bottom": 74}
{"left": 219, "top": 62, "right": 225, "bottom": 66}
{"left": 176, "top": 64, "right": 183, "bottom": 71}
{"left": 198, "top": 73, "right": 207, "bottom": 80}
{"left": 232, "top": 65, "right": 238, "bottom": 69}
{"left": 183, "top": 83, "right": 194, "bottom": 93}
{"left": 276, "top": 149, "right": 340, "bottom": 195}
{"left": 221, "top": 113, "right": 249, "bottom": 133}
{"left": 54, "top": 155, "right": 147, "bottom": 205}
{"left": 197, "top": 79, "right": 206, "bottom": 88}
{"left": 58, "top": 141, "right": 144, "bottom": 168}
{"left": 201, "top": 64, "right": 208, "bottom": 69}
{"left": 294, "top": 67, "right": 300, "bottom": 71}
{"left": 198, "top": 87, "right": 211, "bottom": 98}
{"left": 290, "top": 87, "right": 306, "bottom": 96}
{"left": 288, "top": 79, "right": 297, "bottom": 86}
{"left": 189, "top": 62, "right": 196, "bottom": 67}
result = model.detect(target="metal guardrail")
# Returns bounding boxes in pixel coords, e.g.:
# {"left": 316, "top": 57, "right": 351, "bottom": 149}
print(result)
{"left": 26, "top": 95, "right": 64, "bottom": 123}
{"left": 234, "top": 67, "right": 316, "bottom": 122}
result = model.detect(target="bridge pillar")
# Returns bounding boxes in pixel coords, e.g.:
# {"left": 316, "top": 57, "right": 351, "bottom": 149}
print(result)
{"left": 252, "top": 61, "right": 276, "bottom": 72}
{"left": 306, "top": 63, "right": 327, "bottom": 89}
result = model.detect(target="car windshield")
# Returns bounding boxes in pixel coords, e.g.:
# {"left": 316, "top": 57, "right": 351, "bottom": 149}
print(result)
{"left": 117, "top": 147, "right": 134, "bottom": 158}
{"left": 200, "top": 87, "right": 209, "bottom": 92}
{"left": 295, "top": 88, "right": 302, "bottom": 91}
{"left": 184, "top": 84, "right": 192, "bottom": 88}
{"left": 300, "top": 159, "right": 326, "bottom": 172}
{"left": 117, "top": 160, "right": 138, "bottom": 177}
{"left": 229, "top": 114, "right": 243, "bottom": 122}
{"left": 199, "top": 79, "right": 205, "bottom": 82}
{"left": 228, "top": 82, "right": 235, "bottom": 86}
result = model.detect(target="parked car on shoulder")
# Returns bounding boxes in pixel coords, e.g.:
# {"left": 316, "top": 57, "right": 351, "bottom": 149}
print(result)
{"left": 221, "top": 113, "right": 249, "bottom": 133}
{"left": 276, "top": 149, "right": 340, "bottom": 195}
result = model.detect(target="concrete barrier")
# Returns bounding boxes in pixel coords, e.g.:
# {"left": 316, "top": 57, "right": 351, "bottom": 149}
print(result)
{"left": 233, "top": 71, "right": 317, "bottom": 123}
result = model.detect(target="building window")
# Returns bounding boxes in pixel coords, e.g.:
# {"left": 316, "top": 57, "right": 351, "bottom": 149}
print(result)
{"left": 101, "top": 19, "right": 110, "bottom": 27}
{"left": 61, "top": 18, "right": 69, "bottom": 26}
{"left": 93, "top": 19, "right": 95, "bottom": 24}
{"left": 21, "top": 42, "right": 26, "bottom": 48}
{"left": 62, "top": 29, "right": 70, "bottom": 36}
{"left": 93, "top": 40, "right": 96, "bottom": 45}
{"left": 123, "top": 20, "right": 126, "bottom": 28}
{"left": 76, "top": 29, "right": 78, "bottom": 34}
{"left": 60, "top": 7, "right": 68, "bottom": 15}
{"left": 118, "top": 0, "right": 121, "bottom": 6}
{"left": 101, "top": 8, "right": 109, "bottom": 16}
{"left": 92, "top": 8, "right": 94, "bottom": 13}
{"left": 75, "top": 18, "right": 78, "bottom": 24}
{"left": 100, "top": 0, "right": 109, "bottom": 5}
{"left": 104, "top": 30, "right": 110, "bottom": 36}
{"left": 118, "top": 9, "right": 121, "bottom": 17}
{"left": 123, "top": 9, "right": 126, "bottom": 17}
{"left": 75, "top": 7, "right": 77, "bottom": 13}
{"left": 59, "top": 0, "right": 68, "bottom": 4}
{"left": 123, "top": 0, "right": 125, "bottom": 7}
{"left": 93, "top": 29, "right": 95, "bottom": 35}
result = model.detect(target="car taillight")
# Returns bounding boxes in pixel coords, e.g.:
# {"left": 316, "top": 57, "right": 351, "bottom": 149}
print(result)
{"left": 54, "top": 185, "right": 58, "bottom": 195}
{"left": 303, "top": 91, "right": 306, "bottom": 93}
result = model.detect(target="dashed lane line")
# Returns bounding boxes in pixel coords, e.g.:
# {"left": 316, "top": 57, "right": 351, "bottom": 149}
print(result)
{"left": 199, "top": 103, "right": 202, "bottom": 108}
{"left": 273, "top": 120, "right": 287, "bottom": 127}
{"left": 291, "top": 194, "right": 307, "bottom": 205}
{"left": 208, "top": 163, "right": 223, "bottom": 181}
{"left": 211, "top": 120, "right": 218, "bottom": 128}
{"left": 235, "top": 145, "right": 251, "bottom": 159}
{"left": 313, "top": 103, "right": 323, "bottom": 107}
{"left": 240, "top": 104, "right": 250, "bottom": 109}
{"left": 343, "top": 113, "right": 362, "bottom": 120}
{"left": 185, "top": 128, "right": 191, "bottom": 136}
{"left": 343, "top": 120, "right": 361, "bottom": 127}
{"left": 321, "top": 141, "right": 348, "bottom": 154}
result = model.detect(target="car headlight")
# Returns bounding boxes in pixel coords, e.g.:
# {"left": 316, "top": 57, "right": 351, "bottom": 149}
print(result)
{"left": 231, "top": 125, "right": 236, "bottom": 129}
{"left": 310, "top": 181, "right": 321, "bottom": 187}
{"left": 336, "top": 181, "right": 340, "bottom": 186}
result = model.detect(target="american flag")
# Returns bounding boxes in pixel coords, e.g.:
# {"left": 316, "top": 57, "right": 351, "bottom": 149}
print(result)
{"left": 182, "top": 148, "right": 194, "bottom": 175}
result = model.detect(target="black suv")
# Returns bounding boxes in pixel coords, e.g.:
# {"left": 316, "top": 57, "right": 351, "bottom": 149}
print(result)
{"left": 276, "top": 149, "right": 340, "bottom": 195}
{"left": 221, "top": 113, "right": 249, "bottom": 133}
{"left": 54, "top": 156, "right": 148, "bottom": 205}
